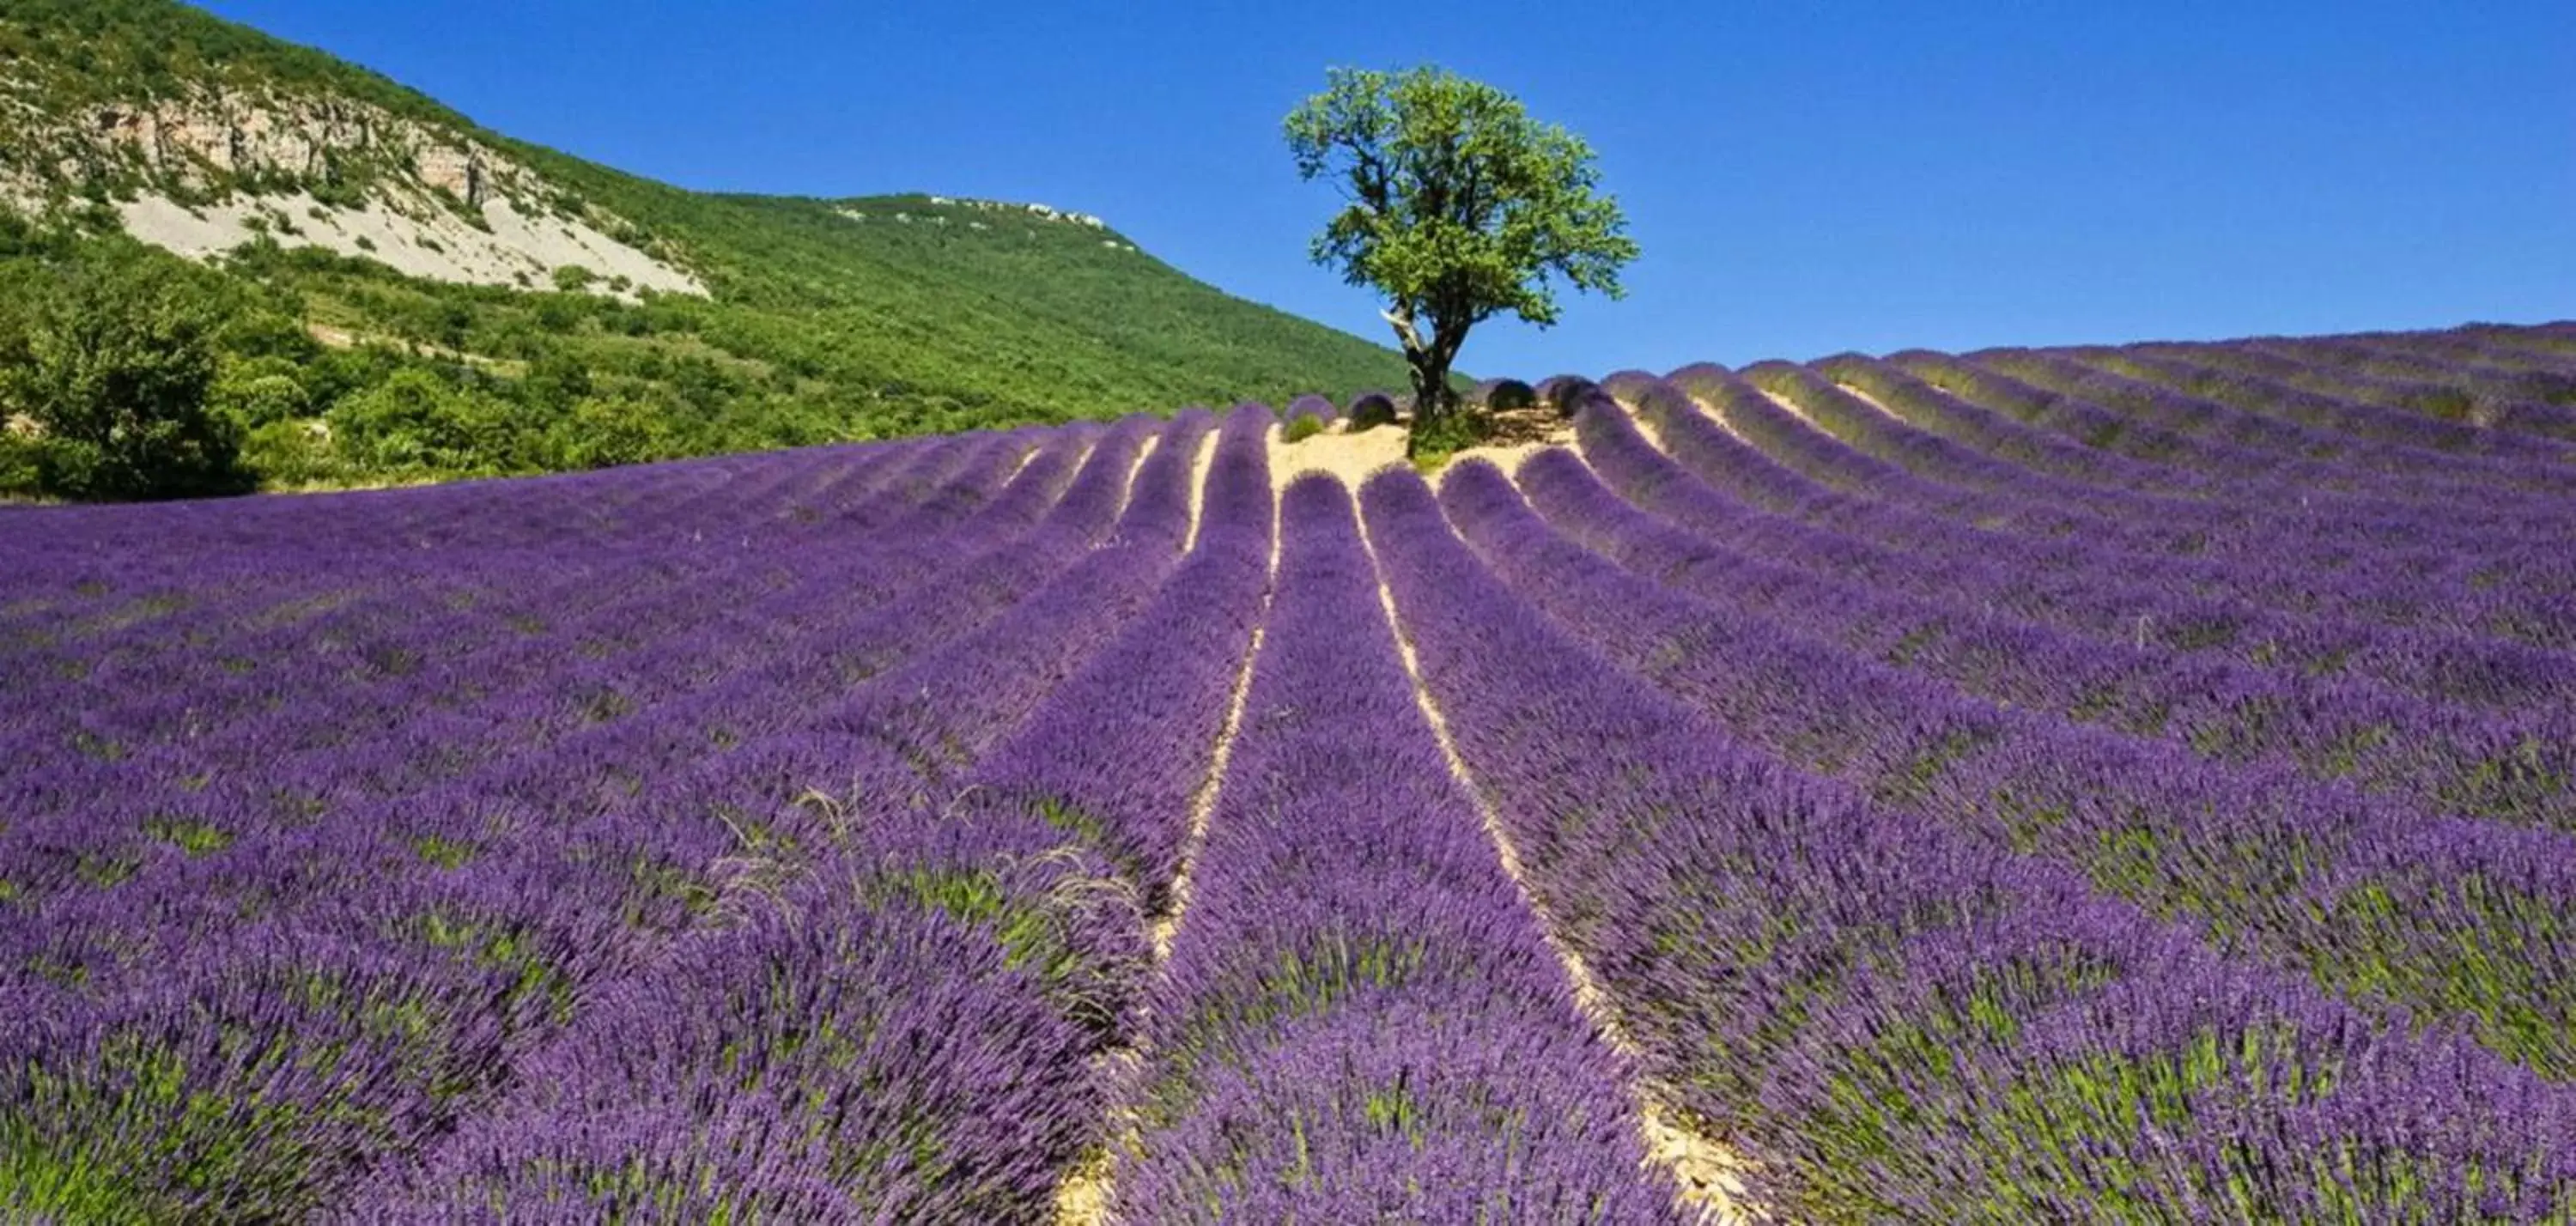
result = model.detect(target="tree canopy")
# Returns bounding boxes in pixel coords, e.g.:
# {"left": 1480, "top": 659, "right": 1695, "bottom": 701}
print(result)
{"left": 0, "top": 248, "right": 249, "bottom": 500}
{"left": 1286, "top": 65, "right": 1637, "bottom": 443}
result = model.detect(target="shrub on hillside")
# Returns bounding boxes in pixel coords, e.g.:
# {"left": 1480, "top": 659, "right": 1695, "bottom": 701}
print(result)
{"left": 0, "top": 433, "right": 42, "bottom": 497}
{"left": 212, "top": 359, "right": 313, "bottom": 427}
{"left": 1347, "top": 392, "right": 1398, "bottom": 432}
{"left": 0, "top": 248, "right": 249, "bottom": 500}
{"left": 549, "top": 393, "right": 676, "bottom": 470}
{"left": 326, "top": 369, "right": 471, "bottom": 470}
{"left": 240, "top": 418, "right": 351, "bottom": 488}
{"left": 1483, "top": 378, "right": 1537, "bottom": 412}
{"left": 1541, "top": 376, "right": 1600, "bottom": 418}
{"left": 325, "top": 368, "right": 536, "bottom": 473}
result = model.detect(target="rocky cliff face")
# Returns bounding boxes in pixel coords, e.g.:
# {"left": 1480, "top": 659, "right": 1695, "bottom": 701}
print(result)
{"left": 0, "top": 74, "right": 704, "bottom": 300}
{"left": 7, "top": 75, "right": 527, "bottom": 202}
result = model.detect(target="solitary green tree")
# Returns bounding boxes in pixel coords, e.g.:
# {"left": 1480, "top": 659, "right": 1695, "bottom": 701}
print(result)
{"left": 1286, "top": 66, "right": 1637, "bottom": 451}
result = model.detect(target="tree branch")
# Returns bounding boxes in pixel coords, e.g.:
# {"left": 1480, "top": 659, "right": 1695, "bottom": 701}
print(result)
{"left": 1382, "top": 305, "right": 1427, "bottom": 358}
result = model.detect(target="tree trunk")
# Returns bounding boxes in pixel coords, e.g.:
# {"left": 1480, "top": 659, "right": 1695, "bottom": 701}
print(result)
{"left": 1409, "top": 355, "right": 1455, "bottom": 422}
{"left": 1405, "top": 355, "right": 1455, "bottom": 458}
{"left": 1384, "top": 305, "right": 1462, "bottom": 458}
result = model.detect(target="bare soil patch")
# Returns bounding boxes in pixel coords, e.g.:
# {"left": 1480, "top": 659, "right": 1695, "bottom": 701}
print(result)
{"left": 1267, "top": 405, "right": 1580, "bottom": 492}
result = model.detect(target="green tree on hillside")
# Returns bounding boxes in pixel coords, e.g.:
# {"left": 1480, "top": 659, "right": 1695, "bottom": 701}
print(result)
{"left": 0, "top": 250, "right": 248, "bottom": 500}
{"left": 1286, "top": 66, "right": 1638, "bottom": 454}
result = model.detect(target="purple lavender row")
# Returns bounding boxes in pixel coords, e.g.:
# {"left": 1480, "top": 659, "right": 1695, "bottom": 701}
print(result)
{"left": 2463, "top": 321, "right": 2576, "bottom": 353}
{"left": 1853, "top": 344, "right": 2491, "bottom": 501}
{"left": 2265, "top": 332, "right": 2576, "bottom": 442}
{"left": 1663, "top": 358, "right": 2566, "bottom": 585}
{"left": 0, "top": 432, "right": 935, "bottom": 647}
{"left": 1945, "top": 342, "right": 2465, "bottom": 467}
{"left": 2324, "top": 328, "right": 2576, "bottom": 417}
{"left": 1446, "top": 448, "right": 2576, "bottom": 1080}
{"left": 388, "top": 415, "right": 1139, "bottom": 842}
{"left": 0, "top": 425, "right": 1123, "bottom": 1213}
{"left": 1815, "top": 351, "right": 2576, "bottom": 531}
{"left": 0, "top": 442, "right": 853, "bottom": 598}
{"left": 0, "top": 427, "right": 919, "bottom": 561}
{"left": 2171, "top": 334, "right": 2576, "bottom": 459}
{"left": 0, "top": 431, "right": 1008, "bottom": 753}
{"left": 2431, "top": 324, "right": 2576, "bottom": 383}
{"left": 1814, "top": 351, "right": 2260, "bottom": 496}
{"left": 2239, "top": 332, "right": 2576, "bottom": 442}
{"left": 1662, "top": 367, "right": 2576, "bottom": 632}
{"left": 0, "top": 422, "right": 1103, "bottom": 981}
{"left": 268, "top": 420, "right": 1116, "bottom": 816}
{"left": 414, "top": 402, "right": 1276, "bottom": 1208}
{"left": 1899, "top": 356, "right": 2576, "bottom": 638}
{"left": 0, "top": 421, "right": 1130, "bottom": 1218}
{"left": 1605, "top": 372, "right": 2576, "bottom": 707}
{"left": 1361, "top": 465, "right": 2576, "bottom": 1222}
{"left": 968, "top": 405, "right": 1277, "bottom": 917}
{"left": 1897, "top": 342, "right": 2576, "bottom": 514}
{"left": 1120, "top": 475, "right": 1676, "bottom": 1222}
{"left": 1510, "top": 437, "right": 2576, "bottom": 830}
{"left": 1741, "top": 360, "right": 2576, "bottom": 545}
{"left": 1729, "top": 361, "right": 2576, "bottom": 645}
{"left": 1826, "top": 351, "right": 2576, "bottom": 640}
{"left": 2283, "top": 320, "right": 2576, "bottom": 373}
{"left": 0, "top": 471, "right": 1020, "bottom": 911}
{"left": 0, "top": 427, "right": 1071, "bottom": 873}
{"left": 1954, "top": 346, "right": 2576, "bottom": 495}
{"left": 0, "top": 428, "right": 965, "bottom": 710}
{"left": 352, "top": 410, "right": 1247, "bottom": 1220}
{"left": 349, "top": 419, "right": 1112, "bottom": 801}
{"left": 2073, "top": 344, "right": 2576, "bottom": 465}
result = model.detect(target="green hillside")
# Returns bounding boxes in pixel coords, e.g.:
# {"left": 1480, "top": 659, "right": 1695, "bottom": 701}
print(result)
{"left": 0, "top": 0, "right": 1417, "bottom": 495}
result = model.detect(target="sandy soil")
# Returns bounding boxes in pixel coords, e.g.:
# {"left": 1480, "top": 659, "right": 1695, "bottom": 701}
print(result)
{"left": 1054, "top": 1142, "right": 1119, "bottom": 1226}
{"left": 307, "top": 323, "right": 520, "bottom": 373}
{"left": 1266, "top": 412, "right": 1580, "bottom": 494}
{"left": 1150, "top": 475, "right": 1279, "bottom": 960}
{"left": 1177, "top": 428, "right": 1223, "bottom": 554}
{"left": 1749, "top": 385, "right": 1819, "bottom": 428}
{"left": 1836, "top": 382, "right": 1904, "bottom": 421}
{"left": 1625, "top": 394, "right": 1682, "bottom": 452}
{"left": 1440, "top": 434, "right": 1574, "bottom": 486}
{"left": 1268, "top": 421, "right": 1407, "bottom": 490}
{"left": 118, "top": 190, "right": 702, "bottom": 301}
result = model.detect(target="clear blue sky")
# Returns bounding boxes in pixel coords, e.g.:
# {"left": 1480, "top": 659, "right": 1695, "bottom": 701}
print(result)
{"left": 198, "top": 0, "right": 2573, "bottom": 379}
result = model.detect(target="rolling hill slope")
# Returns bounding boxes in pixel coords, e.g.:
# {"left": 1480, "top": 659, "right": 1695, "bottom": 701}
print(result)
{"left": 0, "top": 0, "right": 1418, "bottom": 492}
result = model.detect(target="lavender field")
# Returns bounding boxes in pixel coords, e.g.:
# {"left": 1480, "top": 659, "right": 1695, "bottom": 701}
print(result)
{"left": 5, "top": 321, "right": 2576, "bottom": 1223}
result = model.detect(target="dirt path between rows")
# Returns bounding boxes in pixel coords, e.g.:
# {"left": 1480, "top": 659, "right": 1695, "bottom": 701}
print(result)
{"left": 1628, "top": 385, "right": 1741, "bottom": 455}
{"left": 1836, "top": 381, "right": 1905, "bottom": 422}
{"left": 1054, "top": 460, "right": 1284, "bottom": 1226}
{"left": 1176, "top": 428, "right": 1223, "bottom": 555}
{"left": 1061, "top": 418, "right": 1748, "bottom": 1223}
{"left": 1353, "top": 502, "right": 1753, "bottom": 1225}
